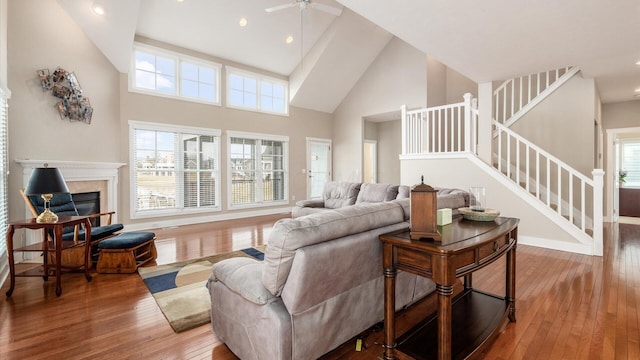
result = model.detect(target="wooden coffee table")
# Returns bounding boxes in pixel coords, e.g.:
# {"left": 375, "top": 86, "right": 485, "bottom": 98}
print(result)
{"left": 380, "top": 216, "right": 519, "bottom": 360}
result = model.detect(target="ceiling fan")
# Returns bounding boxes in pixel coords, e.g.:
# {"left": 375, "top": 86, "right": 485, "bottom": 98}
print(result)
{"left": 265, "top": 0, "right": 343, "bottom": 17}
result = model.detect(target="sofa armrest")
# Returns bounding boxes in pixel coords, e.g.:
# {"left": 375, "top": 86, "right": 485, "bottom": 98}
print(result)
{"left": 210, "top": 257, "right": 277, "bottom": 305}
{"left": 295, "top": 199, "right": 325, "bottom": 208}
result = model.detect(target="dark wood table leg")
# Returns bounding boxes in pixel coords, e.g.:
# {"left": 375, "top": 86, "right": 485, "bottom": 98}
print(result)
{"left": 506, "top": 242, "right": 517, "bottom": 322}
{"left": 53, "top": 225, "right": 63, "bottom": 296}
{"left": 41, "top": 228, "right": 49, "bottom": 280}
{"left": 5, "top": 225, "right": 15, "bottom": 297}
{"left": 383, "top": 243, "right": 396, "bottom": 360}
{"left": 437, "top": 284, "right": 454, "bottom": 360}
{"left": 83, "top": 218, "right": 92, "bottom": 282}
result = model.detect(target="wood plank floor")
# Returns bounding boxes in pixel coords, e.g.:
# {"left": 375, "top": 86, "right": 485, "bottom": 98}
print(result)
{"left": 1, "top": 215, "right": 639, "bottom": 359}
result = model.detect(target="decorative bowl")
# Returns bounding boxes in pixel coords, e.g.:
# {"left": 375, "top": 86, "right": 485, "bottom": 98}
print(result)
{"left": 458, "top": 207, "right": 500, "bottom": 221}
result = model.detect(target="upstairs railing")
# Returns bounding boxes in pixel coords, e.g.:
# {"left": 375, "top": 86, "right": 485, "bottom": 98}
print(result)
{"left": 493, "top": 120, "right": 603, "bottom": 242}
{"left": 401, "top": 93, "right": 478, "bottom": 156}
{"left": 494, "top": 66, "right": 579, "bottom": 127}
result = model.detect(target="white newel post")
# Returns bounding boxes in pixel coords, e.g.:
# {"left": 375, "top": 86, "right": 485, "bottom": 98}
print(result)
{"left": 477, "top": 82, "right": 493, "bottom": 164}
{"left": 592, "top": 169, "right": 604, "bottom": 256}
{"left": 463, "top": 93, "right": 472, "bottom": 153}
{"left": 400, "top": 104, "right": 407, "bottom": 156}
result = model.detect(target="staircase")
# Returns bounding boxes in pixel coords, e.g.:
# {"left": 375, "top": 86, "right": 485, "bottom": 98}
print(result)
{"left": 400, "top": 67, "right": 603, "bottom": 256}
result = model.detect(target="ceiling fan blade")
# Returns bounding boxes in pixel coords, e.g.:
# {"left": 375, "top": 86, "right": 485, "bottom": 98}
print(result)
{"left": 265, "top": 3, "right": 298, "bottom": 13}
{"left": 310, "top": 2, "right": 342, "bottom": 16}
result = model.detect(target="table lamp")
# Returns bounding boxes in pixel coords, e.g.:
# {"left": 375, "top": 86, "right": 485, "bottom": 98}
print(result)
{"left": 24, "top": 166, "right": 69, "bottom": 223}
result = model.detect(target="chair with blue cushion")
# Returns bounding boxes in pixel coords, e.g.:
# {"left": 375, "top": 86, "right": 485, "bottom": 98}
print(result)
{"left": 20, "top": 189, "right": 124, "bottom": 266}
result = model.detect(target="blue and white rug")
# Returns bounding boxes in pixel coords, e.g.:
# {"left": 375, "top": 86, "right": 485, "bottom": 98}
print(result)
{"left": 138, "top": 246, "right": 265, "bottom": 332}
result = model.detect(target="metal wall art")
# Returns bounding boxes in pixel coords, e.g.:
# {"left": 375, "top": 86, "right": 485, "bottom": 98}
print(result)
{"left": 37, "top": 67, "right": 93, "bottom": 124}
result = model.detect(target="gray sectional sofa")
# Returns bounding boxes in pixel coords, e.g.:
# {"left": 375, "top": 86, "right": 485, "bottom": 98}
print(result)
{"left": 207, "top": 182, "right": 470, "bottom": 359}
{"left": 208, "top": 200, "right": 435, "bottom": 360}
{"left": 292, "top": 181, "right": 470, "bottom": 218}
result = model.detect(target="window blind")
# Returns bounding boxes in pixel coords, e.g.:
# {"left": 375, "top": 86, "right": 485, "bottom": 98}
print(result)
{"left": 130, "top": 121, "right": 221, "bottom": 218}
{"left": 0, "top": 88, "right": 10, "bottom": 260}
{"left": 621, "top": 141, "right": 640, "bottom": 187}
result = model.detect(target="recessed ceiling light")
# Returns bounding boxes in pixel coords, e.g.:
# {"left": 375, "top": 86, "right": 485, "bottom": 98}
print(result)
{"left": 285, "top": 35, "right": 294, "bottom": 44}
{"left": 92, "top": 2, "right": 106, "bottom": 16}
{"left": 635, "top": 88, "right": 640, "bottom": 93}
{"left": 176, "top": 0, "right": 185, "bottom": 2}
{"left": 636, "top": 60, "right": 640, "bottom": 65}
{"left": 239, "top": 18, "right": 248, "bottom": 27}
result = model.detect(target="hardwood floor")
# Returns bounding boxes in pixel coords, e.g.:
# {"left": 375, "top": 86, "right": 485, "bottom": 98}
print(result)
{"left": 1, "top": 215, "right": 639, "bottom": 359}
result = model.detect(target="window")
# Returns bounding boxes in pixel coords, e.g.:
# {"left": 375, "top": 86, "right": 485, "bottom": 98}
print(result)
{"left": 130, "top": 121, "right": 221, "bottom": 218}
{"left": 228, "top": 131, "right": 288, "bottom": 208}
{"left": 0, "top": 88, "right": 9, "bottom": 270}
{"left": 130, "top": 44, "right": 221, "bottom": 105}
{"left": 226, "top": 67, "right": 288, "bottom": 115}
{"left": 620, "top": 140, "right": 640, "bottom": 187}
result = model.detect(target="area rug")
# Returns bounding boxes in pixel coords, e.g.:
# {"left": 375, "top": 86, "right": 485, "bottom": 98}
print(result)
{"left": 138, "top": 246, "right": 265, "bottom": 333}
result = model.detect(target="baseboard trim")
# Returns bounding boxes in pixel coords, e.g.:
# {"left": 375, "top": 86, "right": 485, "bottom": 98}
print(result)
{"left": 122, "top": 206, "right": 291, "bottom": 232}
{"left": 518, "top": 235, "right": 594, "bottom": 255}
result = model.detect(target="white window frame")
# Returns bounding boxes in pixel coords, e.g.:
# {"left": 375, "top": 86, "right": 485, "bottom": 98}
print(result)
{"left": 129, "top": 120, "right": 222, "bottom": 219}
{"left": 227, "top": 130, "right": 289, "bottom": 209}
{"left": 129, "top": 43, "right": 222, "bottom": 106}
{"left": 226, "top": 66, "right": 289, "bottom": 116}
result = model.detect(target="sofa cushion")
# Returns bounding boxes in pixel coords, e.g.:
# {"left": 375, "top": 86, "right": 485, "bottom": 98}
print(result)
{"left": 435, "top": 187, "right": 471, "bottom": 209}
{"left": 355, "top": 183, "right": 399, "bottom": 204}
{"left": 322, "top": 181, "right": 361, "bottom": 209}
{"left": 212, "top": 257, "right": 277, "bottom": 305}
{"left": 396, "top": 185, "right": 410, "bottom": 199}
{"left": 262, "top": 201, "right": 405, "bottom": 296}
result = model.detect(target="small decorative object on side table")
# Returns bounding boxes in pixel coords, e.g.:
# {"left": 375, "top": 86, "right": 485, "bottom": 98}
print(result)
{"left": 410, "top": 176, "right": 441, "bottom": 241}
{"left": 458, "top": 207, "right": 500, "bottom": 221}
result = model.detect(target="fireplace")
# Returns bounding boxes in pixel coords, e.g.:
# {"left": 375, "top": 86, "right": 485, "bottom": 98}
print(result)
{"left": 17, "top": 159, "right": 126, "bottom": 249}
{"left": 72, "top": 191, "right": 101, "bottom": 227}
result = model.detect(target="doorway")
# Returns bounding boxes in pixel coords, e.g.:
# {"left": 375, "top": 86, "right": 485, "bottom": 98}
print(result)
{"left": 363, "top": 140, "right": 377, "bottom": 183}
{"left": 306, "top": 138, "right": 331, "bottom": 199}
{"left": 605, "top": 126, "right": 640, "bottom": 222}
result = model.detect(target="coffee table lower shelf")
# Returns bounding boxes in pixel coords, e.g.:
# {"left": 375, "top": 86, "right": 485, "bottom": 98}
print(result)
{"left": 396, "top": 289, "right": 511, "bottom": 360}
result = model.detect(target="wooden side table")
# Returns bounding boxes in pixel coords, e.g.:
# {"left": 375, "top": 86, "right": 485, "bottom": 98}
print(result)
{"left": 380, "top": 216, "right": 519, "bottom": 360}
{"left": 5, "top": 215, "right": 92, "bottom": 297}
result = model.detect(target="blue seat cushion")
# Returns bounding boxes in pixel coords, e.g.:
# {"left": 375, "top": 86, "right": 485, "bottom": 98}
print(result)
{"left": 98, "top": 231, "right": 156, "bottom": 250}
{"left": 62, "top": 223, "right": 124, "bottom": 242}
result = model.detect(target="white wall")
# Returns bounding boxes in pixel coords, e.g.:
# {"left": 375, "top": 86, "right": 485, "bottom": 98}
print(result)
{"left": 332, "top": 37, "right": 427, "bottom": 181}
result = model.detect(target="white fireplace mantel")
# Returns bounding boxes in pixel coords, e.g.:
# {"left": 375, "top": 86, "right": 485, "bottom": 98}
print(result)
{"left": 16, "top": 159, "right": 126, "bottom": 220}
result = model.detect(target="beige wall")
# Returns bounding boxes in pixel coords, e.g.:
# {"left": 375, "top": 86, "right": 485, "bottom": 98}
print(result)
{"left": 0, "top": 0, "right": 7, "bottom": 90}
{"left": 7, "top": 0, "right": 332, "bottom": 229}
{"left": 510, "top": 74, "right": 596, "bottom": 176}
{"left": 377, "top": 120, "right": 402, "bottom": 184}
{"left": 602, "top": 100, "right": 640, "bottom": 130}
{"left": 401, "top": 157, "right": 586, "bottom": 253}
{"left": 333, "top": 37, "right": 428, "bottom": 182}
{"left": 7, "top": 0, "right": 121, "bottom": 223}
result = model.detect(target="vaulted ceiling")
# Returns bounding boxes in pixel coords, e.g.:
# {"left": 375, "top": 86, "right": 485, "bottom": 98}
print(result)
{"left": 57, "top": 0, "right": 640, "bottom": 113}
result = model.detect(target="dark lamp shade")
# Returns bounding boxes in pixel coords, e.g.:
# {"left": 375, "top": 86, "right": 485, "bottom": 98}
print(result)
{"left": 24, "top": 167, "right": 70, "bottom": 195}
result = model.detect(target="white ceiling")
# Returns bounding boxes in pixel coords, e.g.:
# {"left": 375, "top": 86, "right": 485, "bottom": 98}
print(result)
{"left": 58, "top": 0, "right": 640, "bottom": 113}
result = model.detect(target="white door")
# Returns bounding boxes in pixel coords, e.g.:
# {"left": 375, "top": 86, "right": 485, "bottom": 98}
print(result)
{"left": 307, "top": 138, "right": 331, "bottom": 199}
